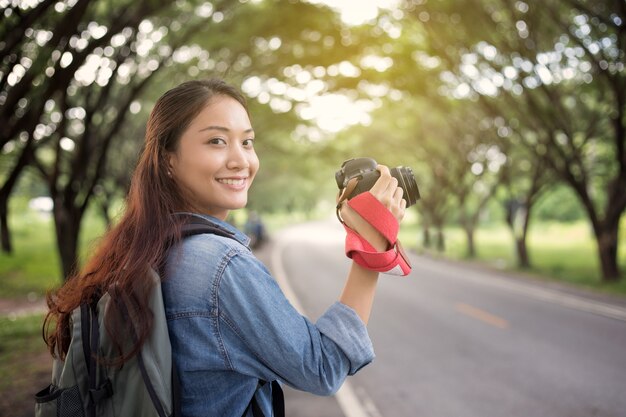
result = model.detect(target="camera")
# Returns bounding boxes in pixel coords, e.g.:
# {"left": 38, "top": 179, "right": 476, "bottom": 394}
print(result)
{"left": 335, "top": 157, "right": 420, "bottom": 207}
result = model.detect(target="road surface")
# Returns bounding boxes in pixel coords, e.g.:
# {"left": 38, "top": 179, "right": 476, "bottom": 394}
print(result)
{"left": 257, "top": 220, "right": 626, "bottom": 417}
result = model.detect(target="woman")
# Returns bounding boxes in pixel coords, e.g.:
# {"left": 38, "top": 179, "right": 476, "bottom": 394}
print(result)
{"left": 44, "top": 79, "right": 406, "bottom": 416}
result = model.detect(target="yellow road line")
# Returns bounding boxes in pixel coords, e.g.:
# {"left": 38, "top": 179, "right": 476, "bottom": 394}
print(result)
{"left": 456, "top": 303, "right": 509, "bottom": 329}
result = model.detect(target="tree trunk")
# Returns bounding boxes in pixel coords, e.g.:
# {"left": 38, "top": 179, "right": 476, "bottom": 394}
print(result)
{"left": 571, "top": 179, "right": 624, "bottom": 282}
{"left": 504, "top": 216, "right": 531, "bottom": 269}
{"left": 0, "top": 138, "right": 36, "bottom": 253}
{"left": 0, "top": 197, "right": 12, "bottom": 253}
{"left": 436, "top": 227, "right": 445, "bottom": 252}
{"left": 99, "top": 200, "right": 112, "bottom": 230}
{"left": 516, "top": 201, "right": 533, "bottom": 269}
{"left": 464, "top": 226, "right": 475, "bottom": 258}
{"left": 422, "top": 223, "right": 431, "bottom": 248}
{"left": 53, "top": 202, "right": 82, "bottom": 280}
{"left": 515, "top": 238, "right": 530, "bottom": 269}
{"left": 594, "top": 221, "right": 620, "bottom": 282}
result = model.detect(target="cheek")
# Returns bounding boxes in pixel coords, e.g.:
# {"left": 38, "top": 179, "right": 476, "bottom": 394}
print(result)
{"left": 250, "top": 153, "right": 260, "bottom": 176}
{"left": 187, "top": 148, "right": 218, "bottom": 173}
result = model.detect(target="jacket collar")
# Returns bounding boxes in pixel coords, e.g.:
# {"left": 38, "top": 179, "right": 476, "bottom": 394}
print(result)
{"left": 172, "top": 212, "right": 251, "bottom": 247}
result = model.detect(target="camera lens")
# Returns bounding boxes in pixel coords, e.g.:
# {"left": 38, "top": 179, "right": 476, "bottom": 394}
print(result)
{"left": 391, "top": 166, "right": 420, "bottom": 208}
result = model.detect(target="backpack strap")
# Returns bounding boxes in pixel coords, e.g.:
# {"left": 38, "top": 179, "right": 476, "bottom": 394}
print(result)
{"left": 80, "top": 303, "right": 91, "bottom": 381}
{"left": 173, "top": 213, "right": 237, "bottom": 241}
{"left": 81, "top": 300, "right": 113, "bottom": 417}
{"left": 245, "top": 380, "right": 285, "bottom": 417}
{"left": 136, "top": 348, "right": 168, "bottom": 417}
{"left": 171, "top": 363, "right": 182, "bottom": 417}
{"left": 271, "top": 381, "right": 285, "bottom": 417}
{"left": 80, "top": 303, "right": 96, "bottom": 417}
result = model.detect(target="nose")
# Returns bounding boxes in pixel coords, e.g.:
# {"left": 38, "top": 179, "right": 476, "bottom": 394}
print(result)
{"left": 226, "top": 142, "right": 249, "bottom": 171}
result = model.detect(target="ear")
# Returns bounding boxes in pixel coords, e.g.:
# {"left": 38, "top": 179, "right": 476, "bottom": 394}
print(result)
{"left": 166, "top": 152, "right": 177, "bottom": 177}
{"left": 167, "top": 151, "right": 176, "bottom": 169}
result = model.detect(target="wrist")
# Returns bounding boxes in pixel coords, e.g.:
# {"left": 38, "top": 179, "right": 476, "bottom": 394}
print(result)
{"left": 339, "top": 205, "right": 387, "bottom": 251}
{"left": 340, "top": 193, "right": 412, "bottom": 276}
{"left": 355, "top": 227, "right": 388, "bottom": 252}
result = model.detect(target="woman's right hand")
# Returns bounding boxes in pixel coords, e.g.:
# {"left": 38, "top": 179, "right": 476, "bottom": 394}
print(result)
{"left": 338, "top": 164, "right": 406, "bottom": 251}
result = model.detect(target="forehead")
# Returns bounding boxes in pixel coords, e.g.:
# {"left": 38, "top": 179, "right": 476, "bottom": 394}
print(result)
{"left": 188, "top": 95, "right": 251, "bottom": 129}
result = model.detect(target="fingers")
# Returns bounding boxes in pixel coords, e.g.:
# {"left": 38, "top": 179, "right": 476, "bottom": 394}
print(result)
{"left": 369, "top": 165, "right": 397, "bottom": 208}
{"left": 368, "top": 165, "right": 392, "bottom": 198}
{"left": 369, "top": 164, "right": 406, "bottom": 222}
{"left": 393, "top": 187, "right": 407, "bottom": 221}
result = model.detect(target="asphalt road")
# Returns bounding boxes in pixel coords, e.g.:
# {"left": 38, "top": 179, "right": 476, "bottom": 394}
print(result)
{"left": 258, "top": 219, "right": 626, "bottom": 417}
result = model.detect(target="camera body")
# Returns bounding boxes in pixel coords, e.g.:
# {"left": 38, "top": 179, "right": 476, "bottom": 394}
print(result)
{"left": 335, "top": 157, "right": 420, "bottom": 207}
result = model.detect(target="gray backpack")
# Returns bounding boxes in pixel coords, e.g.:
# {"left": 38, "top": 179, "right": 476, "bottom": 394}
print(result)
{"left": 35, "top": 219, "right": 284, "bottom": 417}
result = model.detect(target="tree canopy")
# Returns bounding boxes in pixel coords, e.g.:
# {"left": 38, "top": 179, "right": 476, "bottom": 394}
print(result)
{"left": 1, "top": 0, "right": 624, "bottom": 281}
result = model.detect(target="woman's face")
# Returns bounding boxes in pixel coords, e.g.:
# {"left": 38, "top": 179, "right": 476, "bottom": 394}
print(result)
{"left": 168, "top": 95, "right": 259, "bottom": 220}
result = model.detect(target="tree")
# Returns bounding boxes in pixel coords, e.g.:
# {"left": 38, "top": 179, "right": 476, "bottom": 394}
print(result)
{"left": 0, "top": 0, "right": 172, "bottom": 255}
{"left": 399, "top": 0, "right": 625, "bottom": 281}
{"left": 439, "top": 103, "right": 504, "bottom": 258}
{"left": 498, "top": 131, "right": 551, "bottom": 268}
{"left": 1, "top": 0, "right": 392, "bottom": 280}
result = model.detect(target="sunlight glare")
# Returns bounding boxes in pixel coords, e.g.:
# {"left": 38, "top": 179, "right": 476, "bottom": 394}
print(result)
{"left": 307, "top": 0, "right": 400, "bottom": 25}
{"left": 299, "top": 94, "right": 374, "bottom": 132}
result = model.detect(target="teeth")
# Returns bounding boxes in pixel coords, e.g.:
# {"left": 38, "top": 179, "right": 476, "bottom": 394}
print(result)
{"left": 218, "top": 178, "right": 245, "bottom": 185}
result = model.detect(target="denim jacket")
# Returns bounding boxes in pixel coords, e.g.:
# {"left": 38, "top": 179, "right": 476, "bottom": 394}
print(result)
{"left": 161, "top": 213, "right": 375, "bottom": 417}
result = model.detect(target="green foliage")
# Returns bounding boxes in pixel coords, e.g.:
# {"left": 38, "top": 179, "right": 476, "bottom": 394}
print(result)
{"left": 533, "top": 185, "right": 586, "bottom": 222}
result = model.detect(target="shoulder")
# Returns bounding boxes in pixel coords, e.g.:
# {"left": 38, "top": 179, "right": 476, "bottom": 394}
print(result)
{"left": 166, "top": 232, "right": 253, "bottom": 285}
{"left": 181, "top": 232, "right": 250, "bottom": 258}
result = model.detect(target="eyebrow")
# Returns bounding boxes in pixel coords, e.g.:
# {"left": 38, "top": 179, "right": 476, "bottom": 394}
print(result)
{"left": 198, "top": 125, "right": 254, "bottom": 133}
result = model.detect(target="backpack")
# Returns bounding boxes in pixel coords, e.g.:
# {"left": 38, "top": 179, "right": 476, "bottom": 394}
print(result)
{"left": 35, "top": 217, "right": 284, "bottom": 417}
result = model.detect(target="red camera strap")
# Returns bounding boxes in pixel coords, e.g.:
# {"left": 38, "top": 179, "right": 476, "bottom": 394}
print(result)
{"left": 341, "top": 192, "right": 412, "bottom": 276}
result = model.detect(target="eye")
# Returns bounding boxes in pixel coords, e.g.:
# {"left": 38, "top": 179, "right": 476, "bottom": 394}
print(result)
{"left": 243, "top": 138, "right": 255, "bottom": 148}
{"left": 208, "top": 137, "right": 226, "bottom": 145}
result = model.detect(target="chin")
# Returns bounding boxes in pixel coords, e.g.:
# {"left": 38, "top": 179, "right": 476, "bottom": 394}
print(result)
{"left": 230, "top": 199, "right": 248, "bottom": 210}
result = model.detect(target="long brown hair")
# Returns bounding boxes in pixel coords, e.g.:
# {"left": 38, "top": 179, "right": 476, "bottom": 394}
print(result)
{"left": 44, "top": 79, "right": 249, "bottom": 363}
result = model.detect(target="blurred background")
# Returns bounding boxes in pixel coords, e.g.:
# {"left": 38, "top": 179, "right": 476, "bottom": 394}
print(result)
{"left": 1, "top": 0, "right": 625, "bottom": 416}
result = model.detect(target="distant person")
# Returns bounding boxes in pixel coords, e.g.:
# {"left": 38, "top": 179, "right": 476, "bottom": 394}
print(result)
{"left": 244, "top": 210, "right": 266, "bottom": 249}
{"left": 43, "top": 79, "right": 408, "bottom": 416}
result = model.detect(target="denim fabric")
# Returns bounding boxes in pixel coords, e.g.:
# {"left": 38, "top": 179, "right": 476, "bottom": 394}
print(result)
{"left": 161, "top": 213, "right": 375, "bottom": 417}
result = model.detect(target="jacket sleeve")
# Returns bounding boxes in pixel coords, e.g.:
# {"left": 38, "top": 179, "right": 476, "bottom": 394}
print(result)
{"left": 216, "top": 249, "right": 375, "bottom": 395}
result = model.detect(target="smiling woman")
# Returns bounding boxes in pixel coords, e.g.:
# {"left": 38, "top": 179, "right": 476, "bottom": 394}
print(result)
{"left": 42, "top": 78, "right": 409, "bottom": 417}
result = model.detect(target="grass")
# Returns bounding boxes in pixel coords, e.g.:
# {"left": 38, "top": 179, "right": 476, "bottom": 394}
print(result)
{"left": 0, "top": 313, "right": 51, "bottom": 417}
{"left": 399, "top": 220, "right": 626, "bottom": 296}
{"left": 0, "top": 212, "right": 60, "bottom": 298}
{"left": 0, "top": 197, "right": 107, "bottom": 299}
{"left": 0, "top": 314, "right": 47, "bottom": 383}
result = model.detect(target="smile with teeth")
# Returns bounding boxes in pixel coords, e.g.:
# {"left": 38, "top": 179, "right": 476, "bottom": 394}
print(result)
{"left": 217, "top": 178, "right": 246, "bottom": 186}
